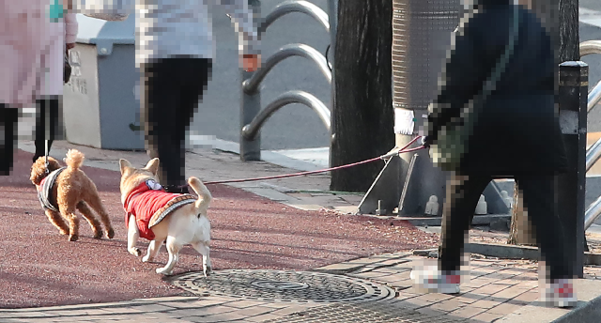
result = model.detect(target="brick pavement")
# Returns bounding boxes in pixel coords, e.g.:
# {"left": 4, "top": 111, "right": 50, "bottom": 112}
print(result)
{"left": 6, "top": 135, "right": 601, "bottom": 322}
{"left": 1, "top": 251, "right": 599, "bottom": 322}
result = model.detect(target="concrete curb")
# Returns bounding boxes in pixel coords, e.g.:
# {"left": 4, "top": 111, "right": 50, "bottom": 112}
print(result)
{"left": 399, "top": 214, "right": 511, "bottom": 227}
{"left": 553, "top": 293, "right": 601, "bottom": 323}
{"left": 465, "top": 242, "right": 601, "bottom": 265}
{"left": 0, "top": 296, "right": 199, "bottom": 313}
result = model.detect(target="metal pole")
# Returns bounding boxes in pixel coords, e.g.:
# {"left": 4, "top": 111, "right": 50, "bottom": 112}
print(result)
{"left": 557, "top": 61, "right": 588, "bottom": 278}
{"left": 327, "top": 0, "right": 337, "bottom": 167}
{"left": 240, "top": 0, "right": 262, "bottom": 161}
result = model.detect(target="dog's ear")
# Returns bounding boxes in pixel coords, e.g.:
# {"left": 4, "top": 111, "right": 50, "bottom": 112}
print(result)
{"left": 145, "top": 158, "right": 160, "bottom": 176}
{"left": 119, "top": 159, "right": 132, "bottom": 175}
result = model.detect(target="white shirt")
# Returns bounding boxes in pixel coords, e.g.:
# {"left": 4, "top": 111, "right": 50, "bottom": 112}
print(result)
{"left": 73, "top": 0, "right": 260, "bottom": 66}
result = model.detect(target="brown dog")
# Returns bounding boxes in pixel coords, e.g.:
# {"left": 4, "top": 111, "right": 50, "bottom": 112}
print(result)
{"left": 30, "top": 149, "right": 115, "bottom": 241}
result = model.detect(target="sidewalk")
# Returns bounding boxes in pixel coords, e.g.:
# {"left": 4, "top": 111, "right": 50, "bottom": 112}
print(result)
{"left": 4, "top": 137, "right": 601, "bottom": 322}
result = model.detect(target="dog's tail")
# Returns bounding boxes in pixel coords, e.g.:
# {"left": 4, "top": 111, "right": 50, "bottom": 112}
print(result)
{"left": 188, "top": 177, "right": 212, "bottom": 215}
{"left": 65, "top": 149, "right": 85, "bottom": 170}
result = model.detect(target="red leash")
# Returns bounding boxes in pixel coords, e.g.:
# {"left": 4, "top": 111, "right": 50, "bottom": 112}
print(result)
{"left": 203, "top": 136, "right": 426, "bottom": 185}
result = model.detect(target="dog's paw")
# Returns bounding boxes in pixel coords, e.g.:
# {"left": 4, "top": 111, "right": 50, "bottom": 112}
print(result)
{"left": 58, "top": 229, "right": 68, "bottom": 236}
{"left": 203, "top": 266, "right": 213, "bottom": 277}
{"left": 106, "top": 228, "right": 115, "bottom": 239}
{"left": 93, "top": 231, "right": 103, "bottom": 239}
{"left": 142, "top": 255, "right": 153, "bottom": 263}
{"left": 68, "top": 234, "right": 79, "bottom": 241}
{"left": 129, "top": 247, "right": 141, "bottom": 257}
{"left": 156, "top": 268, "right": 173, "bottom": 275}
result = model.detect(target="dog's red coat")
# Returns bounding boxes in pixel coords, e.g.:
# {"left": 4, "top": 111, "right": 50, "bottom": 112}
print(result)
{"left": 123, "top": 181, "right": 181, "bottom": 240}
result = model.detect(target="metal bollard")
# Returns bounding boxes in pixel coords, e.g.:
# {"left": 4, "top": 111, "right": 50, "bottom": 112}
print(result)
{"left": 240, "top": 71, "right": 261, "bottom": 161}
{"left": 557, "top": 61, "right": 588, "bottom": 278}
{"left": 239, "top": 1, "right": 262, "bottom": 162}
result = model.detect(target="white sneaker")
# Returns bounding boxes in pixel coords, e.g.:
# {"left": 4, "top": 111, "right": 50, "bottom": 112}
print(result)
{"left": 410, "top": 266, "right": 462, "bottom": 294}
{"left": 541, "top": 279, "right": 577, "bottom": 308}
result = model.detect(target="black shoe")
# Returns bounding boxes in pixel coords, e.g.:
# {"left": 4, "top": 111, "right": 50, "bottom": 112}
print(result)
{"left": 163, "top": 184, "right": 189, "bottom": 194}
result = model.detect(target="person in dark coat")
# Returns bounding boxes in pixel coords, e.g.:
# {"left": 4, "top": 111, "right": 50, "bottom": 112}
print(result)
{"left": 413, "top": 0, "right": 576, "bottom": 308}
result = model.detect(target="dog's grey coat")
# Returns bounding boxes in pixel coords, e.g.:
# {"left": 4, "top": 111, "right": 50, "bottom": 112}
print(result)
{"left": 38, "top": 167, "right": 66, "bottom": 212}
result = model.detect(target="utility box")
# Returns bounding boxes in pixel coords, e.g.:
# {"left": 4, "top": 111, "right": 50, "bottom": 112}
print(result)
{"left": 63, "top": 13, "right": 144, "bottom": 150}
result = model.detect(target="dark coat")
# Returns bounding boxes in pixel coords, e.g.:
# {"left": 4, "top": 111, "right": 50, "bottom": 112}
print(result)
{"left": 426, "top": 1, "right": 568, "bottom": 177}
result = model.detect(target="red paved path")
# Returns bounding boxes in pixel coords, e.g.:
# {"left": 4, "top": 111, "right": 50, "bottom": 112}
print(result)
{"left": 0, "top": 150, "right": 437, "bottom": 308}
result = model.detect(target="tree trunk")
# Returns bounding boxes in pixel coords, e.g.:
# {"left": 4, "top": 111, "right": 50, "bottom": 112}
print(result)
{"left": 507, "top": 184, "right": 537, "bottom": 246}
{"left": 329, "top": 0, "right": 394, "bottom": 192}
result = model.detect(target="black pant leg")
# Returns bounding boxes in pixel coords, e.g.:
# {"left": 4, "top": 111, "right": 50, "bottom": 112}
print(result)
{"left": 516, "top": 175, "right": 572, "bottom": 280}
{"left": 438, "top": 174, "right": 492, "bottom": 272}
{"left": 141, "top": 58, "right": 212, "bottom": 189}
{"left": 0, "top": 105, "right": 19, "bottom": 175}
{"left": 33, "top": 98, "right": 60, "bottom": 162}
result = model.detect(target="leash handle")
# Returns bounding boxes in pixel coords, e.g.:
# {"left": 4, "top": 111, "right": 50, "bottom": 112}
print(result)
{"left": 44, "top": 100, "right": 51, "bottom": 174}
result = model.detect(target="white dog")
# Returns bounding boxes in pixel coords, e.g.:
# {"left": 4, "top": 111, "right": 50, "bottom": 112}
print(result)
{"left": 118, "top": 158, "right": 212, "bottom": 276}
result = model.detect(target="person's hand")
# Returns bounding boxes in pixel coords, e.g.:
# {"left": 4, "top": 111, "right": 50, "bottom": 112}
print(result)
{"left": 422, "top": 135, "right": 433, "bottom": 148}
{"left": 241, "top": 54, "right": 261, "bottom": 72}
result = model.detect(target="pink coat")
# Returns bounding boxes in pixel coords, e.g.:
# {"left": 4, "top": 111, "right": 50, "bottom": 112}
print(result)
{"left": 0, "top": 2, "right": 78, "bottom": 106}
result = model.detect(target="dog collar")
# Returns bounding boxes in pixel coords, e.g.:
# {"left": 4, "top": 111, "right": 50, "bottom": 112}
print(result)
{"left": 123, "top": 180, "right": 164, "bottom": 211}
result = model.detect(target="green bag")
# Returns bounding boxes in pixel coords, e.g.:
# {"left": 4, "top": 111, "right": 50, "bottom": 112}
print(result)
{"left": 49, "top": 0, "right": 64, "bottom": 22}
{"left": 430, "top": 5, "right": 521, "bottom": 172}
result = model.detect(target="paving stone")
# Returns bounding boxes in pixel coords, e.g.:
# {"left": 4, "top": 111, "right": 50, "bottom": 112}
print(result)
{"left": 429, "top": 298, "right": 468, "bottom": 312}
{"left": 470, "top": 298, "right": 503, "bottom": 309}
{"left": 490, "top": 285, "right": 531, "bottom": 301}
{"left": 90, "top": 307, "right": 144, "bottom": 315}
{"left": 511, "top": 290, "right": 540, "bottom": 304}
{"left": 484, "top": 272, "right": 520, "bottom": 281}
{"left": 245, "top": 314, "right": 281, "bottom": 322}
{"left": 374, "top": 273, "right": 410, "bottom": 285}
{"left": 386, "top": 279, "right": 413, "bottom": 290}
{"left": 471, "top": 311, "right": 504, "bottom": 323}
{"left": 402, "top": 296, "right": 442, "bottom": 309}
{"left": 486, "top": 302, "right": 524, "bottom": 316}
{"left": 464, "top": 277, "right": 497, "bottom": 288}
{"left": 230, "top": 306, "right": 275, "bottom": 318}
{"left": 453, "top": 293, "right": 489, "bottom": 304}
{"left": 258, "top": 303, "right": 296, "bottom": 309}
{"left": 162, "top": 302, "right": 214, "bottom": 309}
{"left": 472, "top": 283, "right": 511, "bottom": 296}
{"left": 375, "top": 258, "right": 411, "bottom": 267}
{"left": 313, "top": 263, "right": 366, "bottom": 274}
{"left": 127, "top": 304, "right": 175, "bottom": 313}
{"left": 395, "top": 292, "right": 421, "bottom": 301}
{"left": 448, "top": 306, "right": 487, "bottom": 319}
{"left": 351, "top": 271, "right": 395, "bottom": 279}
{"left": 492, "top": 278, "right": 520, "bottom": 286}
{"left": 171, "top": 306, "right": 238, "bottom": 317}
{"left": 413, "top": 293, "right": 454, "bottom": 303}
{"left": 224, "top": 300, "right": 268, "bottom": 309}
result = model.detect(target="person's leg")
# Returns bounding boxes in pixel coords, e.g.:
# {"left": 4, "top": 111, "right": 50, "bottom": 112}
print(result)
{"left": 438, "top": 173, "right": 492, "bottom": 273}
{"left": 33, "top": 97, "right": 60, "bottom": 163}
{"left": 412, "top": 173, "right": 491, "bottom": 293}
{"left": 164, "top": 58, "right": 213, "bottom": 193}
{"left": 141, "top": 59, "right": 183, "bottom": 188}
{"left": 0, "top": 105, "right": 19, "bottom": 175}
{"left": 516, "top": 175, "right": 575, "bottom": 307}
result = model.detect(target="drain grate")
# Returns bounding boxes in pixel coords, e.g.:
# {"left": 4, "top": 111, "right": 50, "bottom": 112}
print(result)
{"left": 261, "top": 301, "right": 478, "bottom": 323}
{"left": 171, "top": 269, "right": 396, "bottom": 303}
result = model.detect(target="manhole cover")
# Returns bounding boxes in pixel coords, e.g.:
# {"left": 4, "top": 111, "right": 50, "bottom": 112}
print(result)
{"left": 171, "top": 269, "right": 396, "bottom": 303}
